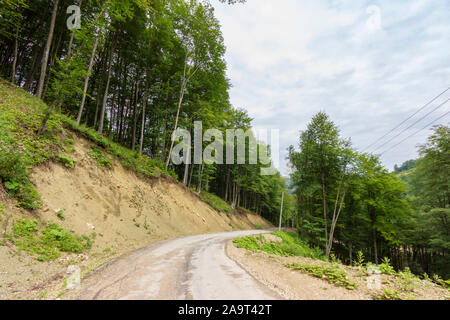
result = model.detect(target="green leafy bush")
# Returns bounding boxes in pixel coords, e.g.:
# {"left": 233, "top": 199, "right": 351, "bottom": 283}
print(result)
{"left": 379, "top": 257, "right": 396, "bottom": 275}
{"left": 13, "top": 218, "right": 39, "bottom": 237}
{"left": 354, "top": 251, "right": 365, "bottom": 267}
{"left": 397, "top": 267, "right": 420, "bottom": 292}
{"left": 233, "top": 235, "right": 286, "bottom": 255}
{"left": 330, "top": 253, "right": 342, "bottom": 264}
{"left": 11, "top": 219, "right": 91, "bottom": 261}
{"left": 233, "top": 231, "right": 324, "bottom": 259}
{"left": 0, "top": 83, "right": 61, "bottom": 209}
{"left": 41, "top": 224, "right": 88, "bottom": 253}
{"left": 0, "top": 146, "right": 41, "bottom": 209}
{"left": 286, "top": 263, "right": 356, "bottom": 290}
{"left": 273, "top": 231, "right": 324, "bottom": 259}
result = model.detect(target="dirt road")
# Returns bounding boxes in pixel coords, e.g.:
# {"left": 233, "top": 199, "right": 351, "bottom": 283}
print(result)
{"left": 74, "top": 230, "right": 282, "bottom": 300}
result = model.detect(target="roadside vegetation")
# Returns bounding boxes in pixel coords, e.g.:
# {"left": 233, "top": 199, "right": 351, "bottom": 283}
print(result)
{"left": 286, "top": 263, "right": 356, "bottom": 290}
{"left": 6, "top": 218, "right": 92, "bottom": 262}
{"left": 288, "top": 112, "right": 449, "bottom": 281}
{"left": 0, "top": 0, "right": 447, "bottom": 300}
{"left": 196, "top": 190, "right": 233, "bottom": 213}
{"left": 233, "top": 231, "right": 449, "bottom": 300}
{"left": 61, "top": 115, "right": 174, "bottom": 179}
{"left": 0, "top": 0, "right": 291, "bottom": 227}
{"left": 233, "top": 231, "right": 324, "bottom": 259}
{"left": 0, "top": 79, "right": 174, "bottom": 210}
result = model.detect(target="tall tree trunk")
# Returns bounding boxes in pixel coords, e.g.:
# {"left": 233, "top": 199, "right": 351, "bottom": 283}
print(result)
{"left": 93, "top": 82, "right": 101, "bottom": 128}
{"left": 321, "top": 173, "right": 329, "bottom": 250}
{"left": 42, "top": 29, "right": 63, "bottom": 100}
{"left": 67, "top": 0, "right": 82, "bottom": 58}
{"left": 188, "top": 160, "right": 194, "bottom": 187}
{"left": 232, "top": 183, "right": 240, "bottom": 209}
{"left": 77, "top": 35, "right": 99, "bottom": 124}
{"left": 11, "top": 28, "right": 19, "bottom": 83}
{"left": 36, "top": 0, "right": 59, "bottom": 99}
{"left": 118, "top": 87, "right": 128, "bottom": 143}
{"left": 131, "top": 82, "right": 139, "bottom": 150}
{"left": 114, "top": 58, "right": 124, "bottom": 137}
{"left": 183, "top": 143, "right": 190, "bottom": 186}
{"left": 369, "top": 206, "right": 378, "bottom": 264}
{"left": 237, "top": 187, "right": 241, "bottom": 208}
{"left": 165, "top": 69, "right": 187, "bottom": 169}
{"left": 197, "top": 163, "right": 204, "bottom": 193}
{"left": 349, "top": 240, "right": 353, "bottom": 266}
{"left": 109, "top": 89, "right": 119, "bottom": 139}
{"left": 224, "top": 169, "right": 230, "bottom": 202}
{"left": 24, "top": 44, "right": 41, "bottom": 91}
{"left": 117, "top": 62, "right": 128, "bottom": 142}
{"left": 165, "top": 61, "right": 198, "bottom": 169}
{"left": 373, "top": 227, "right": 378, "bottom": 264}
{"left": 326, "top": 182, "right": 347, "bottom": 258}
{"left": 67, "top": 31, "right": 74, "bottom": 59}
{"left": 139, "top": 86, "right": 148, "bottom": 155}
{"left": 98, "top": 38, "right": 115, "bottom": 134}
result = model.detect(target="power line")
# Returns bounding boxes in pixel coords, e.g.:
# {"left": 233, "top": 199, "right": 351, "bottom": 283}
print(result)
{"left": 362, "top": 86, "right": 450, "bottom": 152}
{"left": 371, "top": 98, "right": 450, "bottom": 153}
{"left": 379, "top": 111, "right": 450, "bottom": 155}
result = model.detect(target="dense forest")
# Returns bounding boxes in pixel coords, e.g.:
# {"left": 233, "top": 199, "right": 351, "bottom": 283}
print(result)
{"left": 289, "top": 113, "right": 449, "bottom": 279}
{"left": 0, "top": 0, "right": 447, "bottom": 281}
{"left": 0, "top": 0, "right": 290, "bottom": 224}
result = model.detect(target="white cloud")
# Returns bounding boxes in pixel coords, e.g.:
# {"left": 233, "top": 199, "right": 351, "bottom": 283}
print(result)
{"left": 213, "top": 0, "right": 450, "bottom": 175}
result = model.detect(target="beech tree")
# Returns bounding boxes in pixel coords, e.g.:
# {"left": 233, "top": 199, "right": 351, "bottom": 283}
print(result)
{"left": 0, "top": 0, "right": 289, "bottom": 227}
{"left": 289, "top": 112, "right": 355, "bottom": 257}
{"left": 36, "top": 0, "right": 59, "bottom": 99}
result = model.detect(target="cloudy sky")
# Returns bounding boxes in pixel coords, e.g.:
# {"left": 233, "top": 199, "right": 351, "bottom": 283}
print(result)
{"left": 212, "top": 0, "right": 450, "bottom": 176}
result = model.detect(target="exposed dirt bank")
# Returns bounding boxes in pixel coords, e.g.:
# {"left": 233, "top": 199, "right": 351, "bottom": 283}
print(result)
{"left": 0, "top": 135, "right": 271, "bottom": 300}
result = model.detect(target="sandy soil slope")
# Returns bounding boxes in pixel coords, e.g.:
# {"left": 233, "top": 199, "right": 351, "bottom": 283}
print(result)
{"left": 0, "top": 135, "right": 271, "bottom": 300}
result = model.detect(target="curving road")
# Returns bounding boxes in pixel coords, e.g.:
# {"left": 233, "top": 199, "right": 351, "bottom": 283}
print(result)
{"left": 76, "top": 230, "right": 282, "bottom": 300}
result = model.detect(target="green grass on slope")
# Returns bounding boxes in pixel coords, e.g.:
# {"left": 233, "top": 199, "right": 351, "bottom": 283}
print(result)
{"left": 7, "top": 218, "right": 92, "bottom": 261}
{"left": 60, "top": 115, "right": 177, "bottom": 179}
{"left": 195, "top": 190, "right": 233, "bottom": 213}
{"left": 286, "top": 263, "right": 356, "bottom": 290}
{"left": 0, "top": 78, "right": 175, "bottom": 210}
{"left": 194, "top": 188, "right": 264, "bottom": 217}
{"left": 233, "top": 231, "right": 325, "bottom": 259}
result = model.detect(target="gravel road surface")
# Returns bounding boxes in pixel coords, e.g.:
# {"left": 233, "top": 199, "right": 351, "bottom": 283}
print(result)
{"left": 75, "top": 230, "right": 282, "bottom": 300}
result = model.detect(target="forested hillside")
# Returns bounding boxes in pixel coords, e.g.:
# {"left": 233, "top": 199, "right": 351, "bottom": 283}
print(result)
{"left": 1, "top": 0, "right": 447, "bottom": 289}
{"left": 289, "top": 113, "right": 449, "bottom": 279}
{"left": 0, "top": 0, "right": 290, "bottom": 224}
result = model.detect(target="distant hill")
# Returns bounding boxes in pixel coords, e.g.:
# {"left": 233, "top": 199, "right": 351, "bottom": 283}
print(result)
{"left": 393, "top": 159, "right": 416, "bottom": 173}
